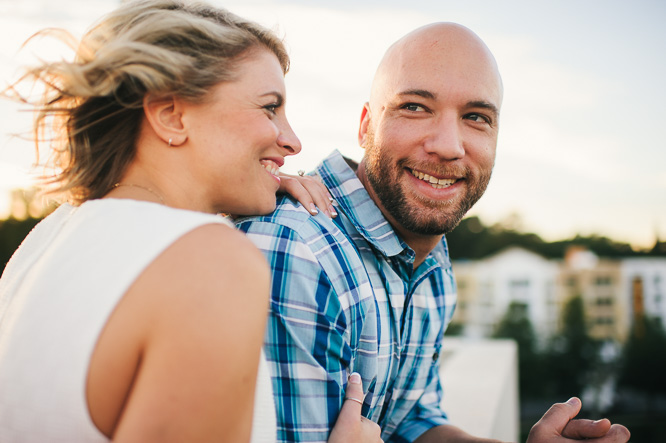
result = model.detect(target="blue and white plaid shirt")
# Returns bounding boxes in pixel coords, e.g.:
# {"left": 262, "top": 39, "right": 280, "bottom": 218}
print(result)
{"left": 237, "top": 150, "right": 457, "bottom": 442}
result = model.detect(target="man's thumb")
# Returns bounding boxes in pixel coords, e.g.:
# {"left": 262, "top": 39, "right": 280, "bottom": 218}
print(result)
{"left": 531, "top": 397, "right": 582, "bottom": 438}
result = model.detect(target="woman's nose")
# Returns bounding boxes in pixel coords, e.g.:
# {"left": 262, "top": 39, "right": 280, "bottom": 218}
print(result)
{"left": 278, "top": 122, "right": 301, "bottom": 155}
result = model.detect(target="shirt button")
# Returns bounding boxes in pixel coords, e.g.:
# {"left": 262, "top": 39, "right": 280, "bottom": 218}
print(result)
{"left": 432, "top": 352, "right": 439, "bottom": 362}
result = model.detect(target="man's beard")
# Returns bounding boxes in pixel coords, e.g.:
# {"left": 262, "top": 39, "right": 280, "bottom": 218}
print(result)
{"left": 363, "top": 129, "right": 492, "bottom": 235}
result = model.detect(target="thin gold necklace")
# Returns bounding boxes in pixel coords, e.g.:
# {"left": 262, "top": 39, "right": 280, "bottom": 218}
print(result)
{"left": 112, "top": 183, "right": 165, "bottom": 205}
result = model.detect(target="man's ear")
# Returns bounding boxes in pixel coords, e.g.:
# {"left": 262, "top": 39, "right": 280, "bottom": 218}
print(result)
{"left": 143, "top": 94, "right": 187, "bottom": 146}
{"left": 358, "top": 102, "right": 371, "bottom": 148}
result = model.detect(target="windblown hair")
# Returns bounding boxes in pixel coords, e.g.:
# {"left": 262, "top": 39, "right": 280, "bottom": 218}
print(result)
{"left": 4, "top": 0, "right": 289, "bottom": 203}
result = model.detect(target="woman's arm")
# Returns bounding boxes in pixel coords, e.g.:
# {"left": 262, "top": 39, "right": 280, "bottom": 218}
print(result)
{"left": 88, "top": 223, "right": 270, "bottom": 442}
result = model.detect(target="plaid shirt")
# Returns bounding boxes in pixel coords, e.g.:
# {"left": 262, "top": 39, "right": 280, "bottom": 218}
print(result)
{"left": 237, "top": 150, "right": 457, "bottom": 442}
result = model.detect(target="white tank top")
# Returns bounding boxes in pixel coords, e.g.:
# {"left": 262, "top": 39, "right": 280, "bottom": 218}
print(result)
{"left": 0, "top": 199, "right": 276, "bottom": 442}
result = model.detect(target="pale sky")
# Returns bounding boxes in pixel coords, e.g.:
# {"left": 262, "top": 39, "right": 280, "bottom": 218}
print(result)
{"left": 1, "top": 0, "right": 665, "bottom": 249}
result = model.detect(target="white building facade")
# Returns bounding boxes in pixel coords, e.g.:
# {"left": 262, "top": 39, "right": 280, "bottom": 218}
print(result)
{"left": 453, "top": 247, "right": 559, "bottom": 343}
{"left": 452, "top": 247, "right": 666, "bottom": 343}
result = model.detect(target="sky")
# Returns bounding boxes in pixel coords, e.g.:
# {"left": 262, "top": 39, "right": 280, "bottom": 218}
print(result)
{"left": 1, "top": 0, "right": 665, "bottom": 249}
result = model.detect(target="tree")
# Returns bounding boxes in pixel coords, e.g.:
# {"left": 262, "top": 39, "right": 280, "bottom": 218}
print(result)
{"left": 544, "top": 295, "right": 600, "bottom": 398}
{"left": 493, "top": 301, "right": 545, "bottom": 399}
{"left": 0, "top": 217, "right": 42, "bottom": 276}
{"left": 618, "top": 314, "right": 666, "bottom": 396}
{"left": 446, "top": 216, "right": 647, "bottom": 260}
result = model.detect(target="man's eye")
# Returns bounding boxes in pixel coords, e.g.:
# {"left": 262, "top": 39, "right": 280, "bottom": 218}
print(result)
{"left": 403, "top": 103, "right": 425, "bottom": 112}
{"left": 465, "top": 113, "right": 491, "bottom": 124}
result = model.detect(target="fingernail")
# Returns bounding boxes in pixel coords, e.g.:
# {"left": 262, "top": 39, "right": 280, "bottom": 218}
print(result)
{"left": 566, "top": 397, "right": 579, "bottom": 406}
{"left": 329, "top": 205, "right": 337, "bottom": 217}
{"left": 593, "top": 419, "right": 607, "bottom": 424}
{"left": 309, "top": 203, "right": 318, "bottom": 214}
{"left": 329, "top": 196, "right": 335, "bottom": 202}
{"left": 348, "top": 372, "right": 361, "bottom": 384}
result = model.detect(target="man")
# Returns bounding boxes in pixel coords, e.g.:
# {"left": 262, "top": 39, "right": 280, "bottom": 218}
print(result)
{"left": 238, "top": 23, "right": 630, "bottom": 442}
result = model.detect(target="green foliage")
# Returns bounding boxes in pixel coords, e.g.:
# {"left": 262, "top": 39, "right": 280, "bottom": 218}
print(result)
{"left": 493, "top": 302, "right": 537, "bottom": 351}
{"left": 0, "top": 217, "right": 41, "bottom": 276}
{"left": 447, "top": 216, "right": 649, "bottom": 260}
{"left": 444, "top": 322, "right": 464, "bottom": 336}
{"left": 493, "top": 302, "right": 546, "bottom": 399}
{"left": 618, "top": 315, "right": 666, "bottom": 395}
{"left": 543, "top": 295, "right": 600, "bottom": 398}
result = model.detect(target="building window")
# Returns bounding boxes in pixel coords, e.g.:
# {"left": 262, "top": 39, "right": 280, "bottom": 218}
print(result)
{"left": 509, "top": 279, "right": 530, "bottom": 302}
{"left": 595, "top": 275, "right": 612, "bottom": 286}
{"left": 566, "top": 276, "right": 577, "bottom": 287}
{"left": 595, "top": 297, "right": 613, "bottom": 306}
{"left": 595, "top": 316, "right": 614, "bottom": 325}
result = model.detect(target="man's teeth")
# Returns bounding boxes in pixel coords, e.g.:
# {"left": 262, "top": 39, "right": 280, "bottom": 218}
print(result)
{"left": 410, "top": 169, "right": 456, "bottom": 189}
{"left": 262, "top": 162, "right": 280, "bottom": 176}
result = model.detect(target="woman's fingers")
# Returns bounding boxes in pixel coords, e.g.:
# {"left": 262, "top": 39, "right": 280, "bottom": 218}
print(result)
{"left": 328, "top": 373, "right": 383, "bottom": 443}
{"left": 340, "top": 373, "right": 365, "bottom": 417}
{"left": 278, "top": 173, "right": 336, "bottom": 217}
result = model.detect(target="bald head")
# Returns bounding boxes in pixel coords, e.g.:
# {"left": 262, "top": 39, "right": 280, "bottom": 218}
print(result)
{"left": 356, "top": 22, "right": 503, "bottom": 250}
{"left": 369, "top": 22, "right": 503, "bottom": 112}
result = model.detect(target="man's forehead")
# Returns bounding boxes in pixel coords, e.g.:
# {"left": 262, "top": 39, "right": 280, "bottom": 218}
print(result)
{"left": 371, "top": 22, "right": 503, "bottom": 108}
{"left": 384, "top": 63, "right": 502, "bottom": 106}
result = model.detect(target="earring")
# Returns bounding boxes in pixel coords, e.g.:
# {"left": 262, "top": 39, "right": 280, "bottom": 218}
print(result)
{"left": 168, "top": 138, "right": 173, "bottom": 147}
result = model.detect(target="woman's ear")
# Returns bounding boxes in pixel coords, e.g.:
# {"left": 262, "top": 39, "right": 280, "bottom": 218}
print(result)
{"left": 143, "top": 94, "right": 187, "bottom": 147}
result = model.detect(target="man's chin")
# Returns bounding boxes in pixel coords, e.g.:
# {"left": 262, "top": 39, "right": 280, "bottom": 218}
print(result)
{"left": 394, "top": 207, "right": 466, "bottom": 236}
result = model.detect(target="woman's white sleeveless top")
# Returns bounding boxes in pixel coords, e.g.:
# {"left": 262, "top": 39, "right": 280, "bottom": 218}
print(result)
{"left": 0, "top": 199, "right": 276, "bottom": 442}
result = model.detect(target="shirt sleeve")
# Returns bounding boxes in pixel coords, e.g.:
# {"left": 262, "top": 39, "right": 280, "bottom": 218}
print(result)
{"left": 239, "top": 219, "right": 354, "bottom": 443}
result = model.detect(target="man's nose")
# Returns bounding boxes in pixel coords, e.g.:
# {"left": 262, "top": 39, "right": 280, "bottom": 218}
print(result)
{"left": 423, "top": 116, "right": 465, "bottom": 160}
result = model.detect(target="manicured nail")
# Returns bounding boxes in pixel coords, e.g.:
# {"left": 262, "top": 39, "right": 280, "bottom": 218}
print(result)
{"left": 309, "top": 203, "right": 318, "bottom": 214}
{"left": 329, "top": 196, "right": 335, "bottom": 202}
{"left": 329, "top": 205, "right": 337, "bottom": 217}
{"left": 348, "top": 372, "right": 361, "bottom": 384}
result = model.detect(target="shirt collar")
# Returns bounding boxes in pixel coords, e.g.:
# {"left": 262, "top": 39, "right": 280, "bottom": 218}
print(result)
{"left": 316, "top": 150, "right": 410, "bottom": 259}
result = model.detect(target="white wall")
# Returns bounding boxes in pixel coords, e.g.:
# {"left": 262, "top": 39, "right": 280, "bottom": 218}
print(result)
{"left": 440, "top": 338, "right": 519, "bottom": 441}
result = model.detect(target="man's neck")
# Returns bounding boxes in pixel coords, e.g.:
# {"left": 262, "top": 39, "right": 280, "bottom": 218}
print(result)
{"left": 392, "top": 225, "right": 443, "bottom": 269}
{"left": 355, "top": 159, "right": 442, "bottom": 269}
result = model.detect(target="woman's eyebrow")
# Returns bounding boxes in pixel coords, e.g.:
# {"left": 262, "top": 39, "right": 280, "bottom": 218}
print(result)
{"left": 259, "top": 91, "right": 284, "bottom": 104}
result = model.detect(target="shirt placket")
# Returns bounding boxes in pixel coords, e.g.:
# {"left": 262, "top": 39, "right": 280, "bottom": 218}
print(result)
{"left": 378, "top": 253, "right": 443, "bottom": 431}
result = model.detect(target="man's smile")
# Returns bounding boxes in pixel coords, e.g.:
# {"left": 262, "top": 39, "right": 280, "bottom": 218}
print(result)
{"left": 408, "top": 168, "right": 459, "bottom": 190}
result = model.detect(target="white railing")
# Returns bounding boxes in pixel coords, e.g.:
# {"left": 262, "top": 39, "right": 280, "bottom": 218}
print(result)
{"left": 439, "top": 338, "right": 519, "bottom": 441}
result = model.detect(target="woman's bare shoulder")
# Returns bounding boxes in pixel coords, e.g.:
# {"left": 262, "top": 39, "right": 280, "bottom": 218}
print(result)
{"left": 144, "top": 222, "right": 270, "bottom": 317}
{"left": 90, "top": 222, "right": 270, "bottom": 440}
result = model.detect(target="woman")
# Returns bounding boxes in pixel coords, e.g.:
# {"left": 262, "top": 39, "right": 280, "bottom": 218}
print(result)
{"left": 0, "top": 1, "right": 380, "bottom": 441}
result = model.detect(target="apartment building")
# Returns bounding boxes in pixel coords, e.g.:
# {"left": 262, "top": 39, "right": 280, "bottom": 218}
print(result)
{"left": 558, "top": 247, "right": 629, "bottom": 342}
{"left": 451, "top": 246, "right": 666, "bottom": 344}
{"left": 621, "top": 257, "right": 666, "bottom": 332}
{"left": 452, "top": 247, "right": 559, "bottom": 343}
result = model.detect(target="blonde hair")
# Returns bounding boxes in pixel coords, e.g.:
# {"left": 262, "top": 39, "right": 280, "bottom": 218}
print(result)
{"left": 5, "top": 0, "right": 289, "bottom": 203}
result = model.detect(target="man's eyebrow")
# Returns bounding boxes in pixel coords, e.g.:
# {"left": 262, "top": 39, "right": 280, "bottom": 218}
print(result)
{"left": 397, "top": 92, "right": 499, "bottom": 113}
{"left": 467, "top": 100, "right": 499, "bottom": 117}
{"left": 397, "top": 89, "right": 436, "bottom": 100}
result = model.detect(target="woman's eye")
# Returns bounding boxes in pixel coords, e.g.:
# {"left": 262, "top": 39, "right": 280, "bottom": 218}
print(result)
{"left": 264, "top": 103, "right": 279, "bottom": 115}
{"left": 403, "top": 103, "right": 425, "bottom": 112}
